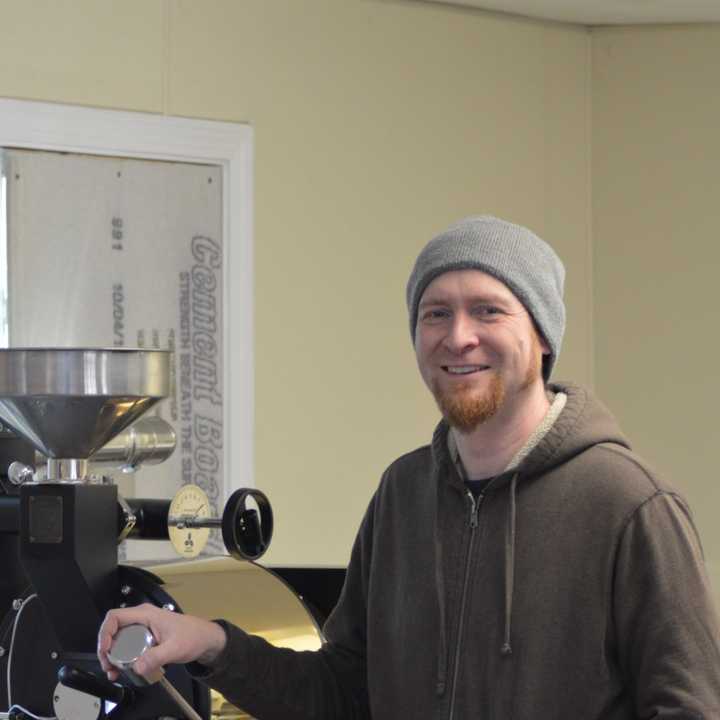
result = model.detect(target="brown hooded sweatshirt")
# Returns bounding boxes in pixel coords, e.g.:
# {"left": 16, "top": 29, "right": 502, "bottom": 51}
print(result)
{"left": 193, "top": 382, "right": 720, "bottom": 719}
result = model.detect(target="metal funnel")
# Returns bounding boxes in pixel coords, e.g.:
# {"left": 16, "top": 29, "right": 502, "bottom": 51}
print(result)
{"left": 0, "top": 348, "right": 170, "bottom": 459}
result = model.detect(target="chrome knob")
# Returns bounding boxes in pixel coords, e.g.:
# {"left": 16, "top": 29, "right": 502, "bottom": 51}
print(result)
{"left": 8, "top": 461, "right": 35, "bottom": 485}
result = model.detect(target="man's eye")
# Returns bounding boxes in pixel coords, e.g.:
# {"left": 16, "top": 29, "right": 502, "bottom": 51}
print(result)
{"left": 473, "top": 305, "right": 502, "bottom": 317}
{"left": 421, "top": 309, "right": 450, "bottom": 322}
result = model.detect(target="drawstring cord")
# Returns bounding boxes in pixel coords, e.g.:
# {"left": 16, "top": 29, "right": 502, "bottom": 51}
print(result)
{"left": 501, "top": 472, "right": 518, "bottom": 656}
{"left": 431, "top": 424, "right": 451, "bottom": 697}
{"left": 435, "top": 529, "right": 448, "bottom": 696}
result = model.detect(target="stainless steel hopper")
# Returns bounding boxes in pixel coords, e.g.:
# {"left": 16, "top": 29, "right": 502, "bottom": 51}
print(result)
{"left": 0, "top": 348, "right": 170, "bottom": 480}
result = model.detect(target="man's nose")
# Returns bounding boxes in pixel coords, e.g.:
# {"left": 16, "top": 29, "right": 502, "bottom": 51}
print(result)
{"left": 443, "top": 313, "right": 480, "bottom": 353}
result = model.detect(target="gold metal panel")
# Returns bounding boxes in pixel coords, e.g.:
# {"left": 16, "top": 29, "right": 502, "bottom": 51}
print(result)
{"left": 149, "top": 557, "right": 323, "bottom": 719}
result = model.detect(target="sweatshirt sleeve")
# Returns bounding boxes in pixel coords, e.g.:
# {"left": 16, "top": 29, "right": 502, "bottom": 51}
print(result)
{"left": 187, "top": 493, "right": 378, "bottom": 720}
{"left": 613, "top": 491, "right": 720, "bottom": 717}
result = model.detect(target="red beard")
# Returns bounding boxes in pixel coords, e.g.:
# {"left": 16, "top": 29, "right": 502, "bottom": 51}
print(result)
{"left": 431, "top": 370, "right": 506, "bottom": 434}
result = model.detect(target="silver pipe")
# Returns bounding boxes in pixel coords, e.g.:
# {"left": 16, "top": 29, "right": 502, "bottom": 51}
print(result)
{"left": 90, "top": 415, "right": 176, "bottom": 471}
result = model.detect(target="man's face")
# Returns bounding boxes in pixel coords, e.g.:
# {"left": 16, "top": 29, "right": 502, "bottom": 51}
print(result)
{"left": 414, "top": 269, "right": 548, "bottom": 433}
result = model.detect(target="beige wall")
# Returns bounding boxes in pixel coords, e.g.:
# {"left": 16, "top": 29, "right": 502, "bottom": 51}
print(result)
{"left": 592, "top": 24, "right": 720, "bottom": 600}
{"left": 0, "top": 0, "right": 592, "bottom": 566}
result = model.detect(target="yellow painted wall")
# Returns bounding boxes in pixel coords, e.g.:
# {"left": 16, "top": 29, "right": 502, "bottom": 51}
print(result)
{"left": 0, "top": 0, "right": 592, "bottom": 565}
{"left": 592, "top": 24, "right": 720, "bottom": 601}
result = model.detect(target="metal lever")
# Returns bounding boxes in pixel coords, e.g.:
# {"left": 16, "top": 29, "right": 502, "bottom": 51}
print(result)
{"left": 107, "top": 624, "right": 202, "bottom": 720}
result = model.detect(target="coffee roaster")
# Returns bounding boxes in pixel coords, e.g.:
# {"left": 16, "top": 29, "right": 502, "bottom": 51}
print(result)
{"left": 0, "top": 348, "right": 323, "bottom": 720}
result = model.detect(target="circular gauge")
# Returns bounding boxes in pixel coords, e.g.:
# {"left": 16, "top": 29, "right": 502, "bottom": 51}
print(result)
{"left": 168, "top": 484, "right": 211, "bottom": 558}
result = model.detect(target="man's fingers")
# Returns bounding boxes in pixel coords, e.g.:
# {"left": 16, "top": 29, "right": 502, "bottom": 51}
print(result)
{"left": 97, "top": 612, "right": 119, "bottom": 671}
{"left": 105, "top": 604, "right": 160, "bottom": 630}
{"left": 133, "top": 645, "right": 169, "bottom": 681}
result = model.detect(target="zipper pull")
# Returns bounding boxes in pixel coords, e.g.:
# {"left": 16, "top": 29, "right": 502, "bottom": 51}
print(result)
{"left": 466, "top": 490, "right": 480, "bottom": 528}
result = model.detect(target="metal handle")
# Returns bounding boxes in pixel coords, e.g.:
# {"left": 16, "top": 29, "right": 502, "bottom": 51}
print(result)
{"left": 57, "top": 665, "right": 129, "bottom": 704}
{"left": 158, "top": 676, "right": 203, "bottom": 720}
{"left": 168, "top": 515, "right": 221, "bottom": 530}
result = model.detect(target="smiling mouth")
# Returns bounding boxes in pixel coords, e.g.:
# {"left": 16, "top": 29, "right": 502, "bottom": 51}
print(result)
{"left": 442, "top": 365, "right": 490, "bottom": 376}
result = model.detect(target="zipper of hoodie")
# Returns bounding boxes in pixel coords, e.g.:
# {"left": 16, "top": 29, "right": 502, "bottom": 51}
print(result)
{"left": 447, "top": 489, "right": 483, "bottom": 720}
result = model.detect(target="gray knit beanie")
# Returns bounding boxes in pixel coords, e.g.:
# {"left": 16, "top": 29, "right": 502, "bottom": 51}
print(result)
{"left": 406, "top": 216, "right": 566, "bottom": 380}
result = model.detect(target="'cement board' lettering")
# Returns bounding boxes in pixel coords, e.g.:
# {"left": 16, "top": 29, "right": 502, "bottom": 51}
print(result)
{"left": 178, "top": 235, "right": 223, "bottom": 548}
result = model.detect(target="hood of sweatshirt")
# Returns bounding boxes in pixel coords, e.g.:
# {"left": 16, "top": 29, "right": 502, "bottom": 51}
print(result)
{"left": 428, "top": 381, "right": 631, "bottom": 696}
{"left": 510, "top": 381, "right": 630, "bottom": 478}
{"left": 431, "top": 381, "right": 630, "bottom": 488}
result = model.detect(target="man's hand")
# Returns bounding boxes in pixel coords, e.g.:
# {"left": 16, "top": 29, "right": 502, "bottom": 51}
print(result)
{"left": 97, "top": 603, "right": 227, "bottom": 682}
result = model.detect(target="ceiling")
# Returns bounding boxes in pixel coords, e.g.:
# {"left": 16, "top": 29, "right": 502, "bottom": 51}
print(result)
{"left": 415, "top": 0, "right": 720, "bottom": 25}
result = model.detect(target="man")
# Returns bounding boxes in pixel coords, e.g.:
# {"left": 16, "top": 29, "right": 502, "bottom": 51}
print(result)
{"left": 99, "top": 216, "right": 720, "bottom": 718}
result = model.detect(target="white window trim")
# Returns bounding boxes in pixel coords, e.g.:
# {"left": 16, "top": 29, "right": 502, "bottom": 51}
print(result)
{"left": 0, "top": 97, "right": 254, "bottom": 494}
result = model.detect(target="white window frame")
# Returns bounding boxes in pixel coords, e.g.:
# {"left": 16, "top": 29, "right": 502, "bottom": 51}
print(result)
{"left": 0, "top": 97, "right": 254, "bottom": 494}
